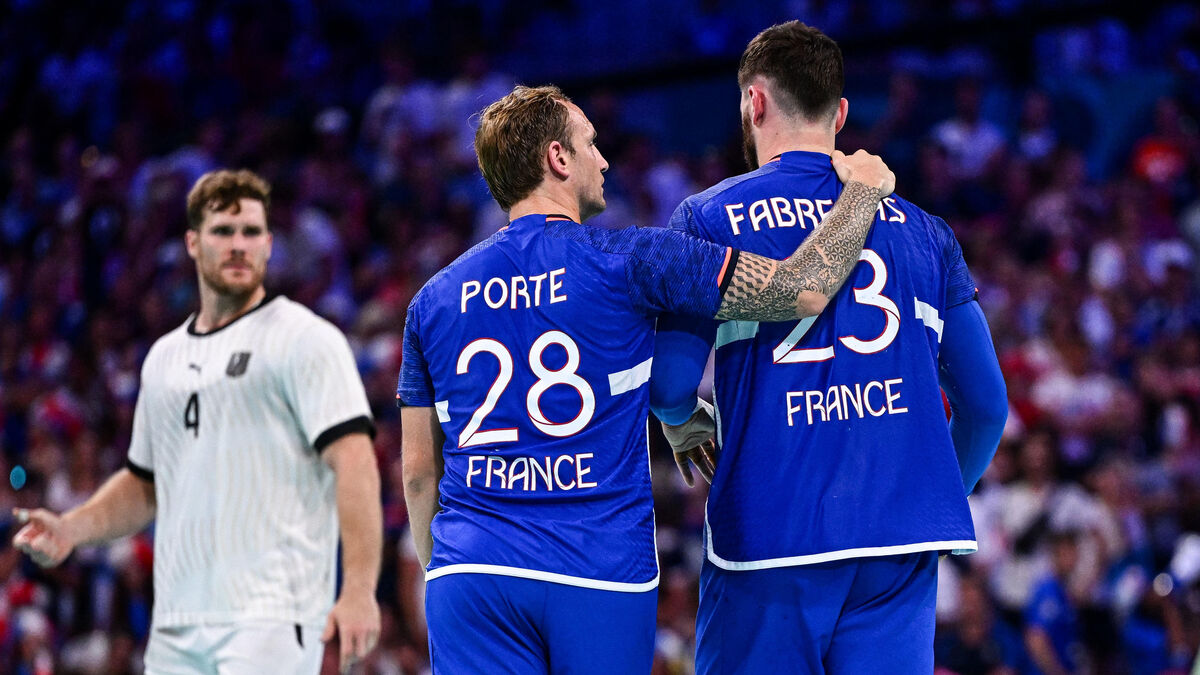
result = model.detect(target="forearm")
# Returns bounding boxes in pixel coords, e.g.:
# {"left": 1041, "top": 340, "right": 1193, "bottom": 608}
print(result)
{"left": 63, "top": 469, "right": 156, "bottom": 546}
{"left": 939, "top": 301, "right": 1008, "bottom": 494}
{"left": 333, "top": 444, "right": 383, "bottom": 595}
{"left": 401, "top": 406, "right": 444, "bottom": 569}
{"left": 717, "top": 181, "right": 882, "bottom": 321}
{"left": 403, "top": 476, "right": 438, "bottom": 569}
{"left": 649, "top": 316, "right": 715, "bottom": 425}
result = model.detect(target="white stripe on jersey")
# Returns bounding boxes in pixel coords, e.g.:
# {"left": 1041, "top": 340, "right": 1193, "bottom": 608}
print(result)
{"left": 703, "top": 513, "right": 977, "bottom": 571}
{"left": 914, "top": 298, "right": 945, "bottom": 342}
{"left": 608, "top": 357, "right": 653, "bottom": 396}
{"left": 714, "top": 319, "right": 759, "bottom": 349}
{"left": 424, "top": 563, "right": 659, "bottom": 593}
{"left": 127, "top": 296, "right": 372, "bottom": 628}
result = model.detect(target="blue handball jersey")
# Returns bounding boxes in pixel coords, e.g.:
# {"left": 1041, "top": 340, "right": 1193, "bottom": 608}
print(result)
{"left": 397, "top": 214, "right": 733, "bottom": 590}
{"left": 668, "top": 151, "right": 978, "bottom": 569}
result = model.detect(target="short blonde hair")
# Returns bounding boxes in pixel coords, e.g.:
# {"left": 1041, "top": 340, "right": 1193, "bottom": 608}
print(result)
{"left": 474, "top": 85, "right": 576, "bottom": 211}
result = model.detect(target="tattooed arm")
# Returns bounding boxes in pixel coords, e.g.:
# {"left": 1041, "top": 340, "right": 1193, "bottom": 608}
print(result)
{"left": 716, "top": 150, "right": 895, "bottom": 321}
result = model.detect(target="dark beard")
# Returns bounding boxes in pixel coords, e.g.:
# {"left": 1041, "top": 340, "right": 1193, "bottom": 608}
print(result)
{"left": 741, "top": 109, "right": 758, "bottom": 171}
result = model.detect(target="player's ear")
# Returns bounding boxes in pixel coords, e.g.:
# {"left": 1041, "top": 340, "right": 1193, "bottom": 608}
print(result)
{"left": 748, "top": 85, "right": 768, "bottom": 127}
{"left": 834, "top": 98, "right": 849, "bottom": 134}
{"left": 264, "top": 230, "right": 273, "bottom": 262}
{"left": 185, "top": 228, "right": 199, "bottom": 260}
{"left": 546, "top": 140, "right": 570, "bottom": 180}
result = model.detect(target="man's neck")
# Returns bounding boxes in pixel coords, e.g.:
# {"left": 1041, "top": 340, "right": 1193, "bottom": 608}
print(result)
{"left": 194, "top": 284, "right": 266, "bottom": 333}
{"left": 755, "top": 126, "right": 835, "bottom": 165}
{"left": 508, "top": 191, "right": 580, "bottom": 223}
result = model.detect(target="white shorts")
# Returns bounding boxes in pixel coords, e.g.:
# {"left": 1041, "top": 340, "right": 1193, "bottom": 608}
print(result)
{"left": 144, "top": 621, "right": 324, "bottom": 675}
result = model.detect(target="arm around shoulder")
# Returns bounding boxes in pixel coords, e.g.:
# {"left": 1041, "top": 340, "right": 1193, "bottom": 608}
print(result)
{"left": 715, "top": 150, "right": 895, "bottom": 322}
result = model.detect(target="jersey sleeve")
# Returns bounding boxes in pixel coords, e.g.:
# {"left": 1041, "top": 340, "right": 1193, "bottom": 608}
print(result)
{"left": 930, "top": 215, "right": 977, "bottom": 307}
{"left": 282, "top": 318, "right": 375, "bottom": 451}
{"left": 396, "top": 299, "right": 435, "bottom": 408}
{"left": 938, "top": 301, "right": 1008, "bottom": 494}
{"left": 126, "top": 358, "right": 156, "bottom": 479}
{"left": 668, "top": 198, "right": 702, "bottom": 238}
{"left": 648, "top": 198, "right": 720, "bottom": 424}
{"left": 624, "top": 226, "right": 737, "bottom": 318}
{"left": 649, "top": 314, "right": 717, "bottom": 425}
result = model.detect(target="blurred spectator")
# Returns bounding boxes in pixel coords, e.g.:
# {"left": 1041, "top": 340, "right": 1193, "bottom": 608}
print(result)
{"left": 1024, "top": 530, "right": 1088, "bottom": 675}
{"left": 1, "top": 2, "right": 1199, "bottom": 672}
{"left": 935, "top": 574, "right": 1026, "bottom": 675}
{"left": 1017, "top": 90, "right": 1059, "bottom": 166}
{"left": 931, "top": 78, "right": 1007, "bottom": 183}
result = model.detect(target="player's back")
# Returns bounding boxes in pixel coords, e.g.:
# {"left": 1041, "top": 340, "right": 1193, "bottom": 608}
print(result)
{"left": 674, "top": 151, "right": 976, "bottom": 568}
{"left": 401, "top": 213, "right": 726, "bottom": 589}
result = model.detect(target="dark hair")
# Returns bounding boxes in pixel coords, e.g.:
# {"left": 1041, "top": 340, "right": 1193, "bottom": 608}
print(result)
{"left": 185, "top": 169, "right": 271, "bottom": 230}
{"left": 738, "top": 21, "right": 844, "bottom": 122}
{"left": 474, "top": 85, "right": 575, "bottom": 211}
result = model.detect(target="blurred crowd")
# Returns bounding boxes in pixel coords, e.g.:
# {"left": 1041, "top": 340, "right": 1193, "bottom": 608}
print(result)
{"left": 2, "top": 1, "right": 1200, "bottom": 673}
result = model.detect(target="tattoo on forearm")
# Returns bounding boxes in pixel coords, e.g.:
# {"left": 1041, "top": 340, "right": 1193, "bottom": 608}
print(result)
{"left": 717, "top": 181, "right": 882, "bottom": 321}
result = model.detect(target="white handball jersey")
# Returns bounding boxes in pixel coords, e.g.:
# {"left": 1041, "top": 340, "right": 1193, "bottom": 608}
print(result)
{"left": 127, "top": 296, "right": 373, "bottom": 628}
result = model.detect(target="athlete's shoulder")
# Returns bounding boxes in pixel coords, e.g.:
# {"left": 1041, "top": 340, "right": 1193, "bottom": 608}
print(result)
{"left": 542, "top": 218, "right": 649, "bottom": 256}
{"left": 877, "top": 192, "right": 946, "bottom": 245}
{"left": 888, "top": 193, "right": 935, "bottom": 223}
{"left": 670, "top": 165, "right": 780, "bottom": 238}
{"left": 266, "top": 296, "right": 350, "bottom": 343}
{"left": 143, "top": 317, "right": 193, "bottom": 363}
{"left": 411, "top": 229, "right": 507, "bottom": 310}
{"left": 683, "top": 164, "right": 779, "bottom": 211}
{"left": 262, "top": 295, "right": 315, "bottom": 321}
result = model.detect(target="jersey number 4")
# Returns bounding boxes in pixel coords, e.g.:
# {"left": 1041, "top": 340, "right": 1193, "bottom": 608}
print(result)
{"left": 455, "top": 331, "right": 595, "bottom": 448}
{"left": 184, "top": 392, "right": 200, "bottom": 438}
{"left": 774, "top": 249, "right": 900, "bottom": 363}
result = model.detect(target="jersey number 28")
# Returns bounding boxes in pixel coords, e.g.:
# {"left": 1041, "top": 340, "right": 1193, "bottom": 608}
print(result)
{"left": 455, "top": 331, "right": 595, "bottom": 448}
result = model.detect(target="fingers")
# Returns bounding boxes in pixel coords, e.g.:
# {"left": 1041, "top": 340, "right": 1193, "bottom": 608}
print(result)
{"left": 12, "top": 514, "right": 68, "bottom": 568}
{"left": 340, "top": 630, "right": 354, "bottom": 673}
{"left": 13, "top": 508, "right": 55, "bottom": 530}
{"left": 829, "top": 149, "right": 856, "bottom": 184}
{"left": 674, "top": 452, "right": 694, "bottom": 488}
{"left": 694, "top": 441, "right": 717, "bottom": 484}
{"left": 877, "top": 163, "right": 897, "bottom": 198}
{"left": 367, "top": 629, "right": 379, "bottom": 654}
{"left": 831, "top": 149, "right": 895, "bottom": 197}
{"left": 328, "top": 619, "right": 379, "bottom": 673}
{"left": 339, "top": 626, "right": 379, "bottom": 673}
{"left": 13, "top": 524, "right": 37, "bottom": 548}
{"left": 321, "top": 614, "right": 336, "bottom": 643}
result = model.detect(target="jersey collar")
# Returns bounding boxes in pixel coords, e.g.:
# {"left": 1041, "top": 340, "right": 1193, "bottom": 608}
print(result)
{"left": 187, "top": 295, "right": 275, "bottom": 337}
{"left": 507, "top": 213, "right": 577, "bottom": 229}
{"left": 774, "top": 150, "right": 834, "bottom": 171}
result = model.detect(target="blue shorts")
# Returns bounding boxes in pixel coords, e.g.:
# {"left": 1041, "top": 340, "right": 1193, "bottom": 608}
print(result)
{"left": 696, "top": 551, "right": 938, "bottom": 674}
{"left": 425, "top": 573, "right": 657, "bottom": 674}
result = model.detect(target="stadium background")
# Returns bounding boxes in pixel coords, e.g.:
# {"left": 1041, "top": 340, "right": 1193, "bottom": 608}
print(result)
{"left": 2, "top": 0, "right": 1199, "bottom": 672}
